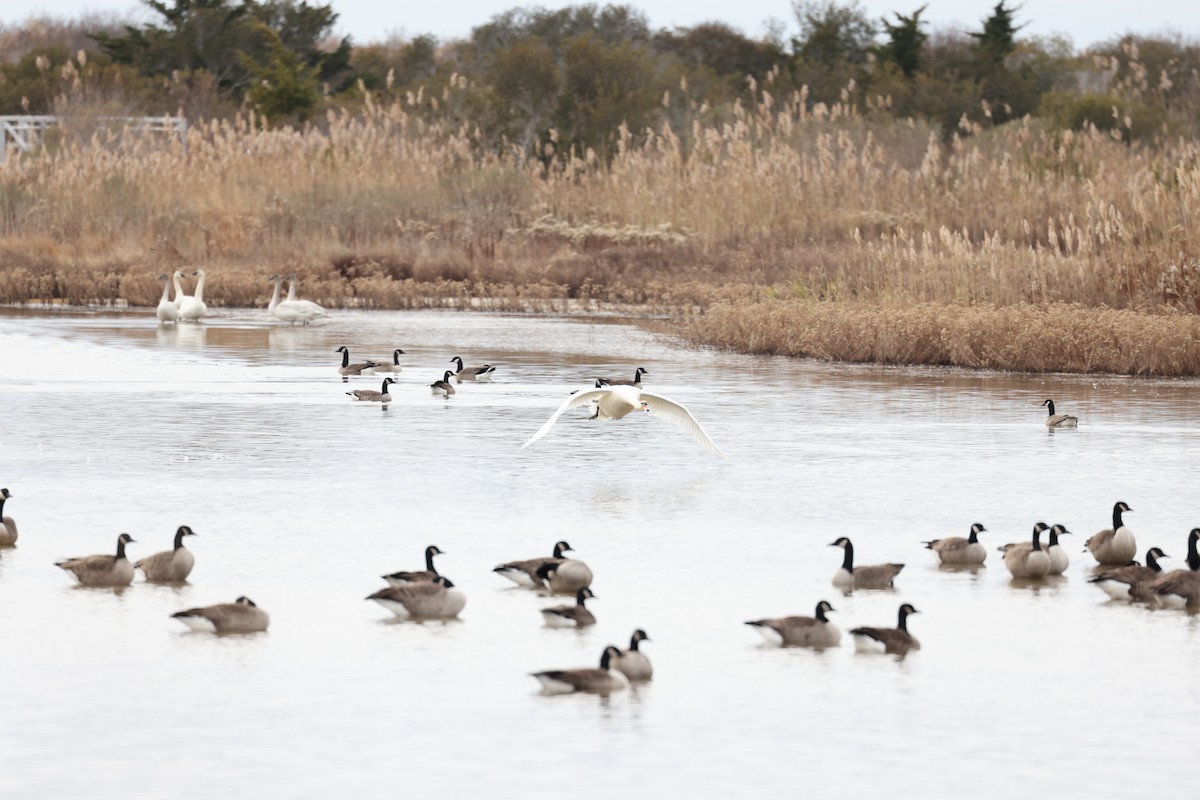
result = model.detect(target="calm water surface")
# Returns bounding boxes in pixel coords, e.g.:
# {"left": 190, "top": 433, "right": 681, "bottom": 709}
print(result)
{"left": 1, "top": 307, "right": 1199, "bottom": 798}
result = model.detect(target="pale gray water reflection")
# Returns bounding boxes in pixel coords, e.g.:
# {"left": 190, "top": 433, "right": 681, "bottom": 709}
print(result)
{"left": 2, "top": 307, "right": 1200, "bottom": 798}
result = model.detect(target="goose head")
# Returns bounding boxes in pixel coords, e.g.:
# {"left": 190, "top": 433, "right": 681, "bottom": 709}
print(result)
{"left": 553, "top": 540, "right": 573, "bottom": 557}
{"left": 425, "top": 544, "right": 444, "bottom": 558}
{"left": 235, "top": 596, "right": 258, "bottom": 607}
{"left": 631, "top": 628, "right": 650, "bottom": 644}
{"left": 118, "top": 533, "right": 136, "bottom": 545}
{"left": 576, "top": 587, "right": 596, "bottom": 603}
{"left": 382, "top": 377, "right": 397, "bottom": 386}
{"left": 1146, "top": 547, "right": 1169, "bottom": 570}
{"left": 450, "top": 356, "right": 464, "bottom": 370}
{"left": 1114, "top": 501, "right": 1132, "bottom": 513}
{"left": 335, "top": 346, "right": 349, "bottom": 354}
{"left": 828, "top": 537, "right": 852, "bottom": 549}
{"left": 1, "top": 488, "right": 10, "bottom": 499}
{"left": 815, "top": 600, "right": 836, "bottom": 618}
{"left": 635, "top": 367, "right": 648, "bottom": 378}
{"left": 970, "top": 523, "right": 986, "bottom": 535}
{"left": 1049, "top": 523, "right": 1071, "bottom": 541}
{"left": 599, "top": 645, "right": 622, "bottom": 669}
{"left": 898, "top": 603, "right": 919, "bottom": 627}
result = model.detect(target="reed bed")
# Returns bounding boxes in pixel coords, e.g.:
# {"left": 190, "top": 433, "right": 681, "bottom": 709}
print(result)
{"left": 2, "top": 91, "right": 1200, "bottom": 373}
{"left": 682, "top": 300, "right": 1200, "bottom": 376}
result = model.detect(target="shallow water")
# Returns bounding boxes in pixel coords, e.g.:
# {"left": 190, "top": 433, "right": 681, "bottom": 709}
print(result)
{"left": 1, "top": 307, "right": 1199, "bottom": 798}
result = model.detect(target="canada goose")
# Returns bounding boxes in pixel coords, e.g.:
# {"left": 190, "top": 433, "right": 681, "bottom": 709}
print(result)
{"left": 450, "top": 356, "right": 496, "bottom": 382}
{"left": 1000, "top": 523, "right": 1052, "bottom": 579}
{"left": 606, "top": 367, "right": 648, "bottom": 386}
{"left": 367, "top": 576, "right": 466, "bottom": 619}
{"left": 1090, "top": 547, "right": 1169, "bottom": 601}
{"left": 55, "top": 533, "right": 136, "bottom": 587}
{"left": 535, "top": 558, "right": 594, "bottom": 594}
{"left": 745, "top": 600, "right": 841, "bottom": 648}
{"left": 1042, "top": 398, "right": 1078, "bottom": 428}
{"left": 493, "top": 541, "right": 573, "bottom": 587}
{"left": 179, "top": 269, "right": 208, "bottom": 321}
{"left": 540, "top": 587, "right": 597, "bottom": 628}
{"left": 611, "top": 629, "right": 653, "bottom": 681}
{"left": 172, "top": 596, "right": 269, "bottom": 633}
{"left": 829, "top": 537, "right": 904, "bottom": 589}
{"left": 372, "top": 349, "right": 406, "bottom": 373}
{"left": 923, "top": 523, "right": 987, "bottom": 565}
{"left": 156, "top": 274, "right": 180, "bottom": 323}
{"left": 382, "top": 545, "right": 444, "bottom": 587}
{"left": 851, "top": 603, "right": 921, "bottom": 655}
{"left": 430, "top": 371, "right": 456, "bottom": 397}
{"left": 1144, "top": 529, "right": 1200, "bottom": 609}
{"left": 336, "top": 346, "right": 379, "bottom": 376}
{"left": 1045, "top": 524, "right": 1072, "bottom": 575}
{"left": 532, "top": 645, "right": 630, "bottom": 694}
{"left": 521, "top": 384, "right": 722, "bottom": 456}
{"left": 347, "top": 377, "right": 396, "bottom": 403}
{"left": 135, "top": 525, "right": 197, "bottom": 583}
{"left": 0, "top": 488, "right": 16, "bottom": 547}
{"left": 1085, "top": 502, "right": 1137, "bottom": 565}
{"left": 171, "top": 270, "right": 190, "bottom": 309}
{"left": 275, "top": 274, "right": 328, "bottom": 324}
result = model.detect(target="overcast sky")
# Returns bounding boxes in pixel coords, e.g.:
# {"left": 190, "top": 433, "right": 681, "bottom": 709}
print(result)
{"left": 2, "top": 1, "right": 1196, "bottom": 50}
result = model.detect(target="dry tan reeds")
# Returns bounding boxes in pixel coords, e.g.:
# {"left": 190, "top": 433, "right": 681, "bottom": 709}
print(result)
{"left": 682, "top": 300, "right": 1200, "bottom": 376}
{"left": 2, "top": 92, "right": 1200, "bottom": 373}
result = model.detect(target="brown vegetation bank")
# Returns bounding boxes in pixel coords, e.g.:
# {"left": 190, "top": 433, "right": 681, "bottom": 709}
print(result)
{"left": 3, "top": 99, "right": 1200, "bottom": 375}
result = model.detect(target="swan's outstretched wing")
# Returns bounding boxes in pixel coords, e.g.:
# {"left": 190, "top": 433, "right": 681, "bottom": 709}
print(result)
{"left": 638, "top": 390, "right": 723, "bottom": 456}
{"left": 521, "top": 389, "right": 610, "bottom": 448}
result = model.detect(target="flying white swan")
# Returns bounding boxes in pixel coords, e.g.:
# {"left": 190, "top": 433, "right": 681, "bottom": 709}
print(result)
{"left": 521, "top": 384, "right": 722, "bottom": 455}
{"left": 179, "top": 269, "right": 208, "bottom": 322}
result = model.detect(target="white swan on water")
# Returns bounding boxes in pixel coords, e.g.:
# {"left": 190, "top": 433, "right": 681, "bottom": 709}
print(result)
{"left": 521, "top": 384, "right": 722, "bottom": 456}
{"left": 179, "top": 270, "right": 208, "bottom": 321}
{"left": 274, "top": 273, "right": 328, "bottom": 324}
{"left": 171, "top": 270, "right": 190, "bottom": 309}
{"left": 156, "top": 274, "right": 179, "bottom": 323}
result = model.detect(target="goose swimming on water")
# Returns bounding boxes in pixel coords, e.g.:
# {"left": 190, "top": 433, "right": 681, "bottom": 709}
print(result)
{"left": 923, "top": 523, "right": 987, "bottom": 565}
{"left": 336, "top": 347, "right": 379, "bottom": 377}
{"left": 135, "top": 525, "right": 197, "bottom": 583}
{"left": 610, "top": 629, "right": 653, "bottom": 681}
{"left": 745, "top": 600, "right": 841, "bottom": 648}
{"left": 1000, "top": 523, "right": 1052, "bottom": 579}
{"left": 382, "top": 545, "right": 444, "bottom": 586}
{"left": 450, "top": 356, "right": 496, "bottom": 382}
{"left": 1042, "top": 398, "right": 1078, "bottom": 428}
{"left": 0, "top": 488, "right": 17, "bottom": 547}
{"left": 850, "top": 603, "right": 921, "bottom": 655}
{"left": 347, "top": 377, "right": 396, "bottom": 403}
{"left": 1143, "top": 529, "right": 1200, "bottom": 609}
{"left": 531, "top": 645, "right": 630, "bottom": 694}
{"left": 430, "top": 371, "right": 456, "bottom": 397}
{"left": 372, "top": 349, "right": 406, "bottom": 373}
{"left": 521, "top": 384, "right": 722, "bottom": 456}
{"left": 367, "top": 576, "right": 466, "bottom": 619}
{"left": 1090, "top": 547, "right": 1169, "bottom": 601}
{"left": 1085, "top": 502, "right": 1136, "bottom": 566}
{"left": 540, "top": 587, "right": 597, "bottom": 628}
{"left": 829, "top": 537, "right": 904, "bottom": 589}
{"left": 493, "top": 541, "right": 574, "bottom": 587}
{"left": 172, "top": 596, "right": 269, "bottom": 633}
{"left": 55, "top": 533, "right": 136, "bottom": 587}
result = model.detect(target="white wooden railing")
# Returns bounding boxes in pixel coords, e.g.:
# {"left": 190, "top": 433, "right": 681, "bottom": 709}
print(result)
{"left": 0, "top": 115, "right": 188, "bottom": 164}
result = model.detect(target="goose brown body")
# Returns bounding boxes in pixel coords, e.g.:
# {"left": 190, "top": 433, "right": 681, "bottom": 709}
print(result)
{"left": 135, "top": 525, "right": 197, "bottom": 583}
{"left": 56, "top": 533, "right": 136, "bottom": 587}
{"left": 746, "top": 601, "right": 841, "bottom": 647}
{"left": 1085, "top": 502, "right": 1137, "bottom": 565}
{"left": 172, "top": 596, "right": 269, "bottom": 633}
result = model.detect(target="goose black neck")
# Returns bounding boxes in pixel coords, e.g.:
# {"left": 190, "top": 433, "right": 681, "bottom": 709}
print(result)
{"left": 0, "top": 497, "right": 5, "bottom": 517}
{"left": 628, "top": 634, "right": 641, "bottom": 651}
{"left": 173, "top": 528, "right": 186, "bottom": 549}
{"left": 967, "top": 527, "right": 979, "bottom": 544}
{"left": 841, "top": 541, "right": 855, "bottom": 573}
{"left": 1148, "top": 551, "right": 1163, "bottom": 572}
{"left": 380, "top": 379, "right": 391, "bottom": 395}
{"left": 452, "top": 357, "right": 463, "bottom": 371}
{"left": 1046, "top": 529, "right": 1059, "bottom": 547}
{"left": 1046, "top": 400, "right": 1056, "bottom": 417}
{"left": 1188, "top": 535, "right": 1200, "bottom": 571}
{"left": 1113, "top": 505, "right": 1125, "bottom": 530}
{"left": 393, "top": 350, "right": 402, "bottom": 365}
{"left": 116, "top": 538, "right": 128, "bottom": 559}
{"left": 425, "top": 549, "right": 438, "bottom": 572}
{"left": 815, "top": 604, "right": 829, "bottom": 623}
{"left": 897, "top": 608, "right": 909, "bottom": 631}
{"left": 553, "top": 544, "right": 568, "bottom": 558}
{"left": 1031, "top": 528, "right": 1043, "bottom": 551}
{"left": 599, "top": 649, "right": 613, "bottom": 669}
{"left": 340, "top": 349, "right": 350, "bottom": 368}
{"left": 575, "top": 589, "right": 589, "bottom": 606}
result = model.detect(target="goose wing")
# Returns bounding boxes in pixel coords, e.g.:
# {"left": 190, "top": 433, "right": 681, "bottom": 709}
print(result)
{"left": 638, "top": 390, "right": 723, "bottom": 456}
{"left": 521, "top": 389, "right": 611, "bottom": 448}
